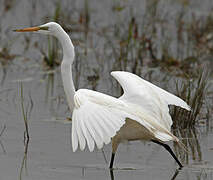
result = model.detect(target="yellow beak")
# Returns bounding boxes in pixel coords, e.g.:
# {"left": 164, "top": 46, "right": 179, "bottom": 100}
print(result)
{"left": 14, "top": 26, "right": 41, "bottom": 32}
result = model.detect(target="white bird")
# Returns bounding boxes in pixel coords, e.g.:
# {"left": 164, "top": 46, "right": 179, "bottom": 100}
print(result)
{"left": 14, "top": 22, "right": 190, "bottom": 169}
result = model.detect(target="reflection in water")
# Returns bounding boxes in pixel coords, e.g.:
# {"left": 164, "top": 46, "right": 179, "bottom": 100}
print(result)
{"left": 19, "top": 138, "right": 29, "bottom": 180}
{"left": 0, "top": 124, "right": 6, "bottom": 137}
{"left": 0, "top": 124, "right": 6, "bottom": 154}
{"left": 20, "top": 83, "right": 32, "bottom": 141}
{"left": 44, "top": 72, "right": 55, "bottom": 101}
{"left": 101, "top": 148, "right": 108, "bottom": 164}
{"left": 44, "top": 73, "right": 56, "bottom": 117}
{"left": 0, "top": 140, "right": 6, "bottom": 154}
{"left": 19, "top": 84, "right": 31, "bottom": 179}
{"left": 170, "top": 169, "right": 180, "bottom": 180}
{"left": 0, "top": 66, "right": 7, "bottom": 86}
{"left": 173, "top": 128, "right": 202, "bottom": 164}
{"left": 109, "top": 168, "right": 180, "bottom": 180}
{"left": 110, "top": 170, "right": 114, "bottom": 180}
{"left": 43, "top": 72, "right": 68, "bottom": 118}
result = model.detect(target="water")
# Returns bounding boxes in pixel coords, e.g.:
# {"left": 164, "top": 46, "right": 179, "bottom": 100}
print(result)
{"left": 0, "top": 0, "right": 213, "bottom": 179}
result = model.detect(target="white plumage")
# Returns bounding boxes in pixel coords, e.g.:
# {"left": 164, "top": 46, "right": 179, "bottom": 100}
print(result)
{"left": 72, "top": 72, "right": 190, "bottom": 152}
{"left": 15, "top": 22, "right": 190, "bottom": 168}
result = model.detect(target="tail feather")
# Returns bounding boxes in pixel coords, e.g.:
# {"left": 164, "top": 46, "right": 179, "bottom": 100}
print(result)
{"left": 175, "top": 138, "right": 190, "bottom": 153}
{"left": 155, "top": 130, "right": 189, "bottom": 153}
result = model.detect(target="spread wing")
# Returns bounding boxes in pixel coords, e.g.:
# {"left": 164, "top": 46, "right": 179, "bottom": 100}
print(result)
{"left": 111, "top": 71, "right": 190, "bottom": 131}
{"left": 71, "top": 71, "right": 190, "bottom": 152}
{"left": 72, "top": 89, "right": 156, "bottom": 152}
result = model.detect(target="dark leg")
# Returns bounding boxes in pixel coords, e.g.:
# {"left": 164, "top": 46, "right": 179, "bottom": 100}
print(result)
{"left": 109, "top": 153, "right": 115, "bottom": 169}
{"left": 151, "top": 140, "right": 183, "bottom": 169}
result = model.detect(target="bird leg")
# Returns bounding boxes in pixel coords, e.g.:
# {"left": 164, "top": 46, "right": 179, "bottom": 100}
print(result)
{"left": 109, "top": 153, "right": 115, "bottom": 169}
{"left": 151, "top": 140, "right": 183, "bottom": 169}
{"left": 110, "top": 137, "right": 119, "bottom": 169}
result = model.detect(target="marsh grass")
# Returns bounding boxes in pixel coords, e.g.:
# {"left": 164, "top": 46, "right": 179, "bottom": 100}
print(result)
{"left": 43, "top": 2, "right": 61, "bottom": 68}
{"left": 171, "top": 71, "right": 209, "bottom": 129}
{"left": 19, "top": 83, "right": 33, "bottom": 179}
{"left": 102, "top": 15, "right": 144, "bottom": 74}
{"left": 83, "top": 0, "right": 90, "bottom": 29}
{"left": 20, "top": 83, "right": 33, "bottom": 142}
{"left": 20, "top": 83, "right": 29, "bottom": 141}
{"left": 99, "top": 1, "right": 213, "bottom": 79}
{"left": 173, "top": 128, "right": 202, "bottom": 165}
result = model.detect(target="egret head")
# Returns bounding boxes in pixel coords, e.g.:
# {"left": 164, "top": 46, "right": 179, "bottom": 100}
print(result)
{"left": 14, "top": 22, "right": 64, "bottom": 37}
{"left": 14, "top": 22, "right": 75, "bottom": 63}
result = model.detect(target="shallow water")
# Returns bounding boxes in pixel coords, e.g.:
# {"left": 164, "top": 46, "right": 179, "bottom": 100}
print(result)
{"left": 0, "top": 0, "right": 213, "bottom": 180}
{"left": 1, "top": 120, "right": 213, "bottom": 180}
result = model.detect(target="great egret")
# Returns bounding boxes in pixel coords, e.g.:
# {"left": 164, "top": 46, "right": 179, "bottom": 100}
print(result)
{"left": 14, "top": 22, "right": 190, "bottom": 169}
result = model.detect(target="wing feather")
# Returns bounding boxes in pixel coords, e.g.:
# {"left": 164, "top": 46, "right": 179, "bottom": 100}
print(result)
{"left": 95, "top": 116, "right": 111, "bottom": 144}
{"left": 72, "top": 108, "right": 95, "bottom": 152}
{"left": 87, "top": 116, "right": 104, "bottom": 141}
{"left": 72, "top": 89, "right": 133, "bottom": 151}
{"left": 76, "top": 113, "right": 86, "bottom": 150}
{"left": 79, "top": 115, "right": 94, "bottom": 151}
{"left": 97, "top": 109, "right": 116, "bottom": 135}
{"left": 111, "top": 71, "right": 190, "bottom": 110}
{"left": 72, "top": 112, "right": 79, "bottom": 152}
{"left": 111, "top": 71, "right": 191, "bottom": 131}
{"left": 71, "top": 83, "right": 183, "bottom": 152}
{"left": 107, "top": 111, "right": 124, "bottom": 128}
{"left": 84, "top": 116, "right": 103, "bottom": 149}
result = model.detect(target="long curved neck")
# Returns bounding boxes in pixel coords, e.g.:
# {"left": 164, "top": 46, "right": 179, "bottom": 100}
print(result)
{"left": 57, "top": 30, "right": 75, "bottom": 114}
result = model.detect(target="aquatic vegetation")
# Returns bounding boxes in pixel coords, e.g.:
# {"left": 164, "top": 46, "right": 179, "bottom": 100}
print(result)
{"left": 171, "top": 71, "right": 210, "bottom": 129}
{"left": 20, "top": 83, "right": 32, "bottom": 141}
{"left": 0, "top": 124, "right": 6, "bottom": 154}
{"left": 173, "top": 128, "right": 202, "bottom": 165}
{"left": 19, "top": 136, "right": 29, "bottom": 180}
{"left": 0, "top": 47, "right": 16, "bottom": 63}
{"left": 19, "top": 133, "right": 29, "bottom": 180}
{"left": 42, "top": 2, "right": 61, "bottom": 68}
{"left": 97, "top": 0, "right": 213, "bottom": 81}
{"left": 0, "top": 124, "right": 6, "bottom": 138}
{"left": 87, "top": 69, "right": 99, "bottom": 90}
{"left": 19, "top": 83, "right": 32, "bottom": 179}
{"left": 41, "top": 0, "right": 91, "bottom": 68}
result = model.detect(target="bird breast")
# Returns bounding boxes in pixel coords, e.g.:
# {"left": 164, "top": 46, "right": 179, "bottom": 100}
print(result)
{"left": 113, "top": 118, "right": 155, "bottom": 143}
